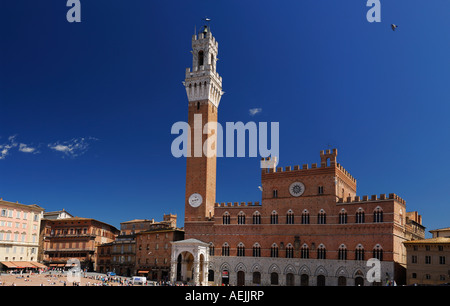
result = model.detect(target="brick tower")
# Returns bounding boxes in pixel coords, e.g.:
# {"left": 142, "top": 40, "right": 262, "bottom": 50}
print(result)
{"left": 183, "top": 24, "right": 223, "bottom": 222}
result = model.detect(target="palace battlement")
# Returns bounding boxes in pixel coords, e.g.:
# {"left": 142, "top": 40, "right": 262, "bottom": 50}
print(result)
{"left": 337, "top": 193, "right": 406, "bottom": 205}
{"left": 215, "top": 201, "right": 261, "bottom": 208}
{"left": 336, "top": 163, "right": 356, "bottom": 183}
{"left": 260, "top": 149, "right": 356, "bottom": 184}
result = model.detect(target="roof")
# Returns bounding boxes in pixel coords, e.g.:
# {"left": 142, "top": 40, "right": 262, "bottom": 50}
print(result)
{"left": 44, "top": 209, "right": 73, "bottom": 216}
{"left": 403, "top": 237, "right": 450, "bottom": 245}
{"left": 0, "top": 199, "right": 45, "bottom": 211}
{"left": 171, "top": 238, "right": 209, "bottom": 246}
{"left": 137, "top": 228, "right": 184, "bottom": 235}
{"left": 46, "top": 217, "right": 119, "bottom": 232}
{"left": 121, "top": 219, "right": 153, "bottom": 224}
{"left": 429, "top": 227, "right": 450, "bottom": 232}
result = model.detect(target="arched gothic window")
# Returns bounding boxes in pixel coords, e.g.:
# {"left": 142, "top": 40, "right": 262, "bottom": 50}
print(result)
{"left": 270, "top": 243, "right": 279, "bottom": 258}
{"left": 222, "top": 212, "right": 230, "bottom": 225}
{"left": 286, "top": 209, "right": 294, "bottom": 224}
{"left": 373, "top": 207, "right": 383, "bottom": 223}
{"left": 339, "top": 209, "right": 347, "bottom": 224}
{"left": 286, "top": 243, "right": 294, "bottom": 258}
{"left": 317, "top": 244, "right": 326, "bottom": 259}
{"left": 301, "top": 209, "right": 310, "bottom": 224}
{"left": 252, "top": 243, "right": 261, "bottom": 257}
{"left": 222, "top": 243, "right": 230, "bottom": 256}
{"left": 338, "top": 244, "right": 347, "bottom": 260}
{"left": 356, "top": 208, "right": 365, "bottom": 224}
{"left": 237, "top": 211, "right": 246, "bottom": 225}
{"left": 318, "top": 209, "right": 326, "bottom": 224}
{"left": 301, "top": 244, "right": 309, "bottom": 259}
{"left": 253, "top": 211, "right": 261, "bottom": 224}
{"left": 237, "top": 243, "right": 245, "bottom": 257}
{"left": 271, "top": 211, "right": 278, "bottom": 224}
{"left": 373, "top": 244, "right": 383, "bottom": 261}
{"left": 355, "top": 244, "right": 365, "bottom": 261}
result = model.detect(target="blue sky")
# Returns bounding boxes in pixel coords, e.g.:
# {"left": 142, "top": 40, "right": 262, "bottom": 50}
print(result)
{"left": 1, "top": 1, "right": 449, "bottom": 236}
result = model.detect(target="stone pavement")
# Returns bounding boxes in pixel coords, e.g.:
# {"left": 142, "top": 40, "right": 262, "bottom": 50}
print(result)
{"left": 0, "top": 271, "right": 132, "bottom": 286}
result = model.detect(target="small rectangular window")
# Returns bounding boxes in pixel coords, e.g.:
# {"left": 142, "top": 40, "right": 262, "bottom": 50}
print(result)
{"left": 273, "top": 190, "right": 278, "bottom": 198}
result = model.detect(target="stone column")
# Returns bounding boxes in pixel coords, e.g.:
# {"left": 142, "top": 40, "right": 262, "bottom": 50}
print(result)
{"left": 202, "top": 261, "right": 208, "bottom": 286}
{"left": 170, "top": 262, "right": 177, "bottom": 283}
{"left": 193, "top": 260, "right": 200, "bottom": 285}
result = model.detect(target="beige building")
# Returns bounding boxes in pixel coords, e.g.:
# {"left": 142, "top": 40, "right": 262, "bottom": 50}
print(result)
{"left": 404, "top": 227, "right": 450, "bottom": 285}
{"left": 0, "top": 198, "right": 45, "bottom": 270}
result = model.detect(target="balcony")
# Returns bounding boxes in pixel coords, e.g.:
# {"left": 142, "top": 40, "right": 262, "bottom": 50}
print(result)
{"left": 44, "top": 248, "right": 95, "bottom": 253}
{"left": 45, "top": 233, "right": 96, "bottom": 239}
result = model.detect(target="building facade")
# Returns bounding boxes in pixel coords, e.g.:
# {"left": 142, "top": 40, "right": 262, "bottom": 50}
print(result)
{"left": 97, "top": 218, "right": 155, "bottom": 276}
{"left": 134, "top": 214, "right": 184, "bottom": 282}
{"left": 96, "top": 241, "right": 113, "bottom": 274}
{"left": 404, "top": 227, "right": 450, "bottom": 285}
{"left": 96, "top": 214, "right": 181, "bottom": 278}
{"left": 0, "top": 198, "right": 44, "bottom": 269}
{"left": 40, "top": 217, "right": 119, "bottom": 271}
{"left": 170, "top": 25, "right": 425, "bottom": 286}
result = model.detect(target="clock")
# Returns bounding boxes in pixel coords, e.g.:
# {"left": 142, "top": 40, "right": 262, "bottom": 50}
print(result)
{"left": 289, "top": 182, "right": 305, "bottom": 197}
{"left": 188, "top": 193, "right": 203, "bottom": 207}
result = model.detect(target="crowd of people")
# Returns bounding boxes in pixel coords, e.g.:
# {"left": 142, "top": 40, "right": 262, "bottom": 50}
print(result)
{"left": 0, "top": 270, "right": 134, "bottom": 286}
{"left": 0, "top": 267, "right": 198, "bottom": 286}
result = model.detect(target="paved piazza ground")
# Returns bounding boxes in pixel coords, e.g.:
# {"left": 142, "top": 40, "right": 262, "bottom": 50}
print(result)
{"left": 0, "top": 271, "right": 135, "bottom": 286}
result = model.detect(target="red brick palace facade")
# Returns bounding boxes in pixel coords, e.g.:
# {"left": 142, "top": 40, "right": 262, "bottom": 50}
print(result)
{"left": 170, "top": 25, "right": 425, "bottom": 286}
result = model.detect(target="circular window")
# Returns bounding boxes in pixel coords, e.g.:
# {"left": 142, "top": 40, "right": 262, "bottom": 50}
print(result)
{"left": 289, "top": 182, "right": 305, "bottom": 197}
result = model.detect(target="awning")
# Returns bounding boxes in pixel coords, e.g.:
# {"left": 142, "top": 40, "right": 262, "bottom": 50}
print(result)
{"left": 30, "top": 262, "right": 47, "bottom": 269}
{"left": 12, "top": 261, "right": 35, "bottom": 268}
{"left": 1, "top": 261, "right": 45, "bottom": 268}
{"left": 0, "top": 261, "right": 17, "bottom": 268}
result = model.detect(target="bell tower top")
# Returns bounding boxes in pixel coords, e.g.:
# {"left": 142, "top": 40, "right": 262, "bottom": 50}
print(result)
{"left": 184, "top": 22, "right": 223, "bottom": 108}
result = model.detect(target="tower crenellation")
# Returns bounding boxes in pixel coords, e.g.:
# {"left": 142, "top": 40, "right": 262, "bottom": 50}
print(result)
{"left": 184, "top": 25, "right": 223, "bottom": 109}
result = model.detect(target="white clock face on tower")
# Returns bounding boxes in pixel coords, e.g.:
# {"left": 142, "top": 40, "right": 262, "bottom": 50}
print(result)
{"left": 289, "top": 182, "right": 305, "bottom": 197}
{"left": 188, "top": 193, "right": 203, "bottom": 207}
